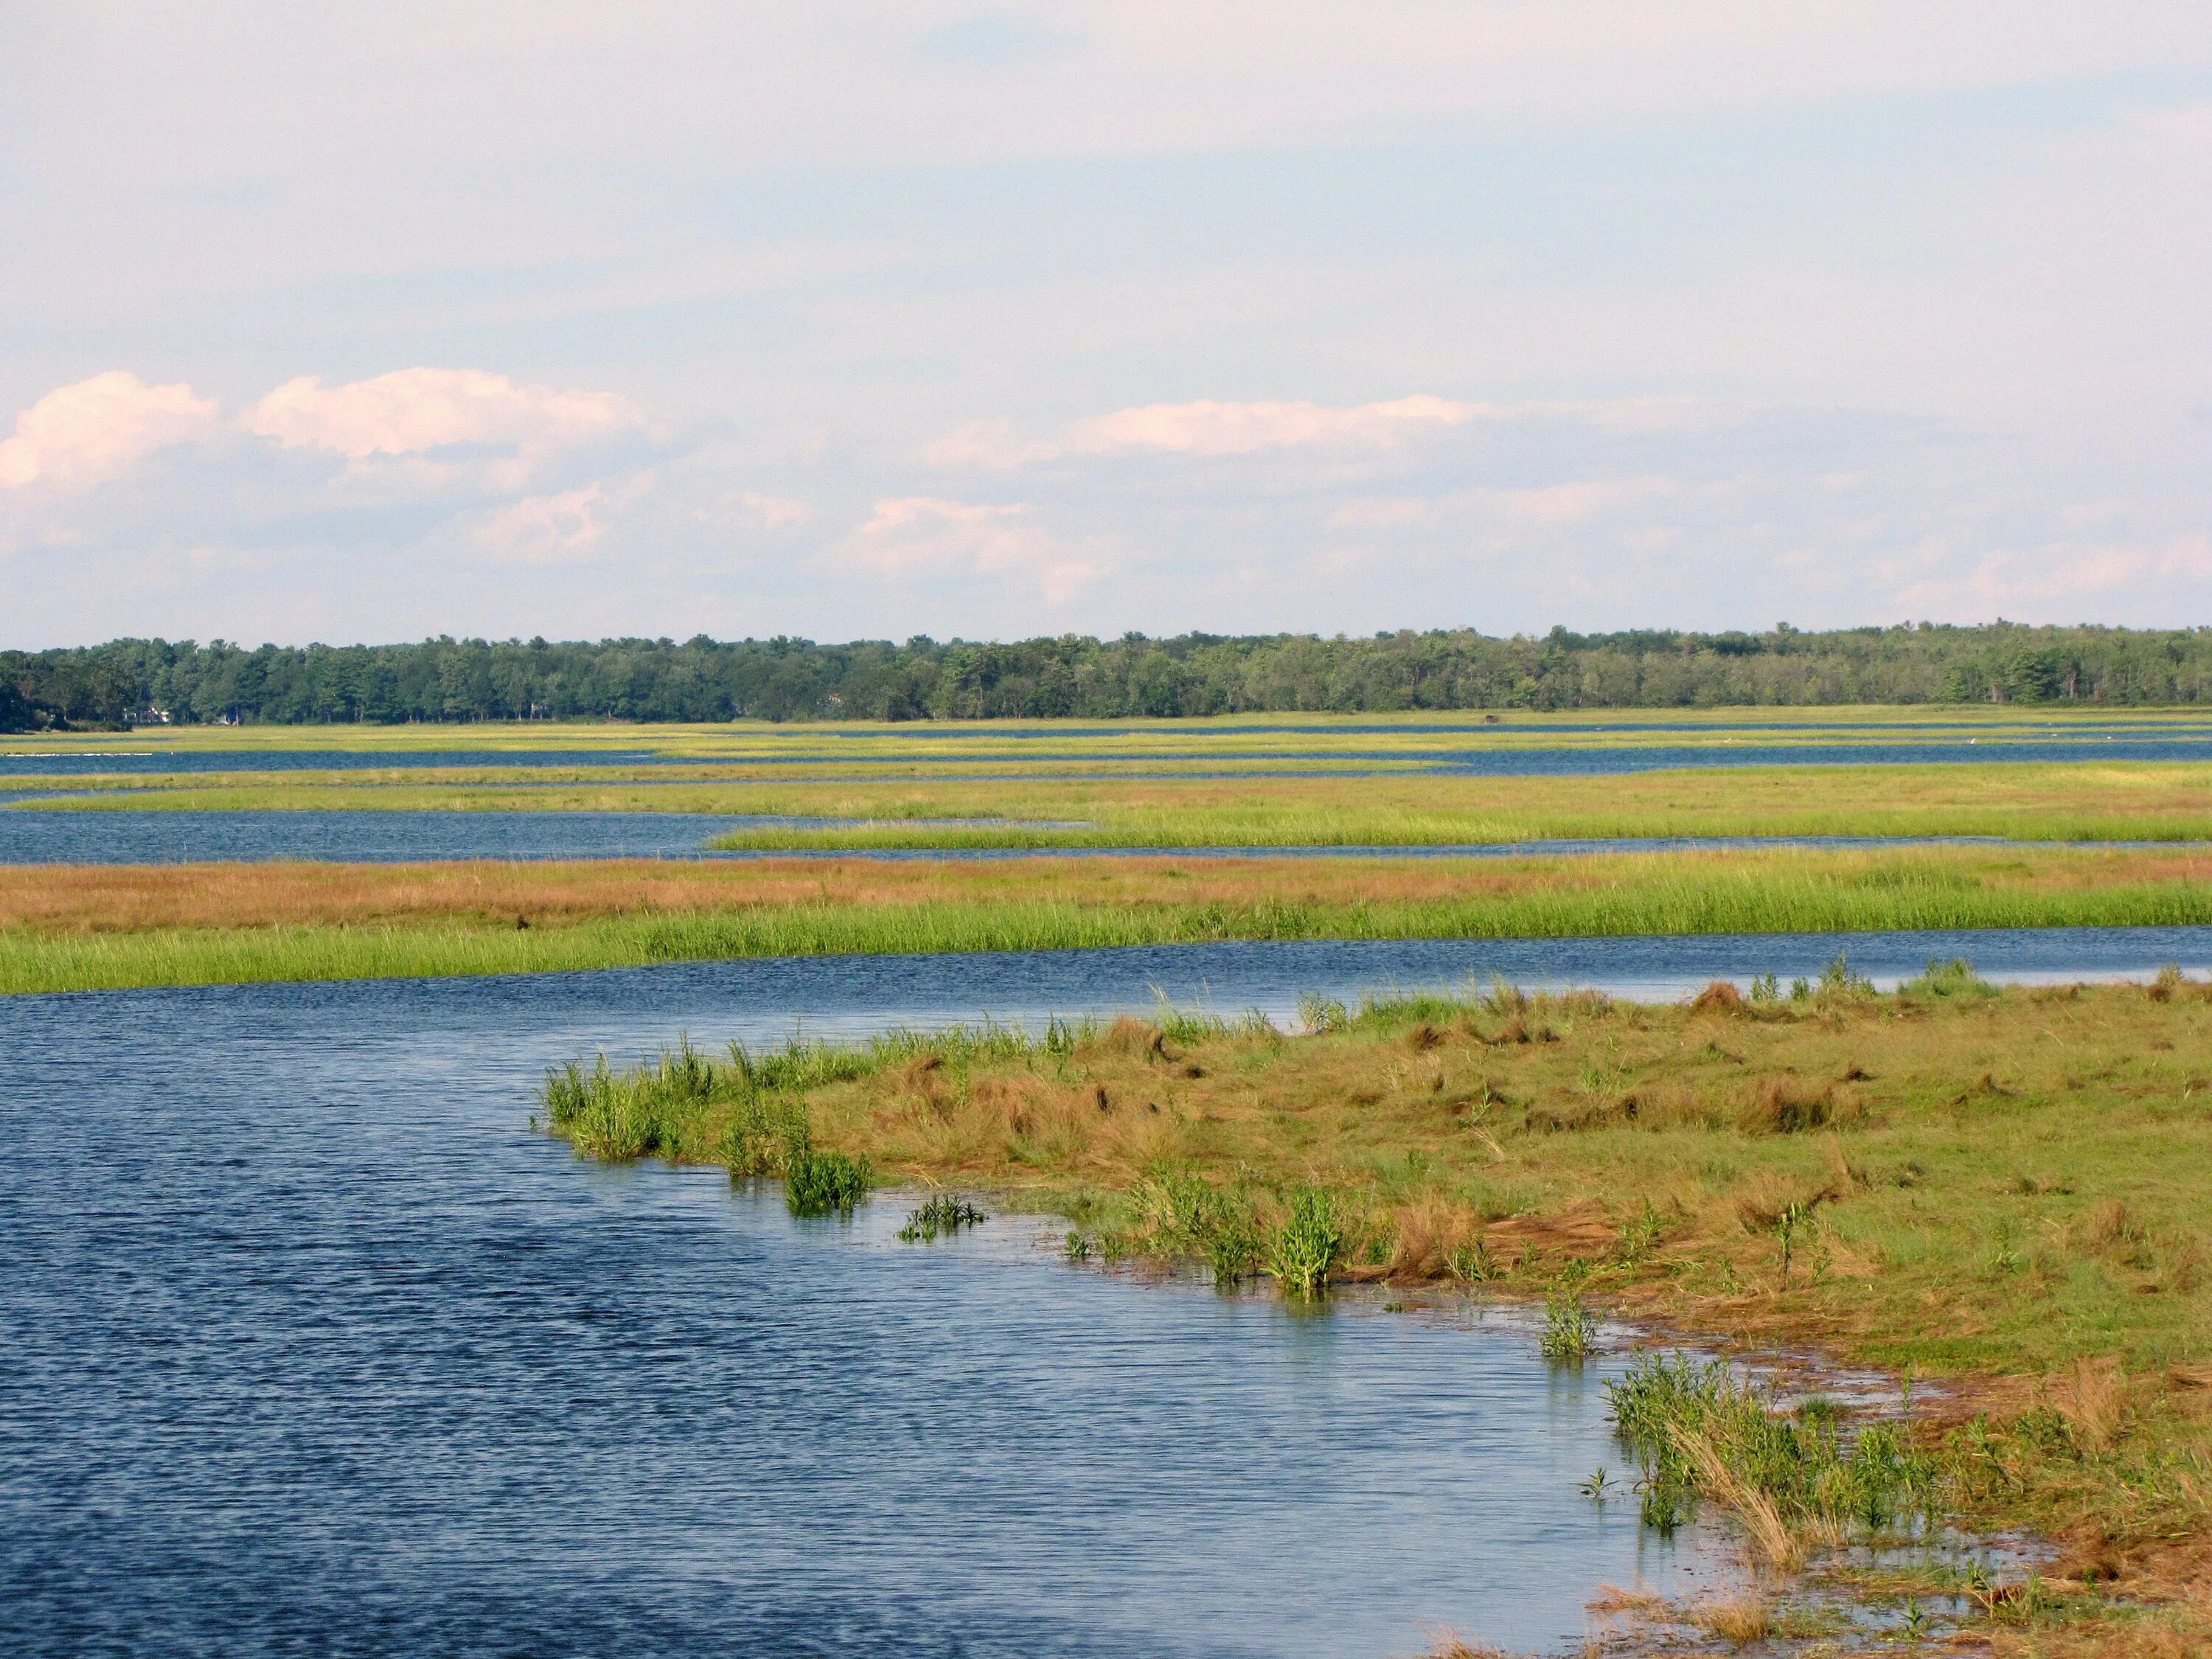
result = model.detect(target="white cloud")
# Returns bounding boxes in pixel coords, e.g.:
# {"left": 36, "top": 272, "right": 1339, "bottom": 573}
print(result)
{"left": 1074, "top": 394, "right": 1475, "bottom": 456}
{"left": 1892, "top": 533, "right": 2212, "bottom": 614}
{"left": 0, "top": 372, "right": 220, "bottom": 490}
{"left": 246, "top": 368, "right": 643, "bottom": 462}
{"left": 738, "top": 491, "right": 811, "bottom": 529}
{"left": 1481, "top": 476, "right": 1680, "bottom": 524}
{"left": 931, "top": 394, "right": 1478, "bottom": 466}
{"left": 922, "top": 394, "right": 1727, "bottom": 468}
{"left": 840, "top": 496, "right": 1104, "bottom": 603}
{"left": 476, "top": 484, "right": 608, "bottom": 565}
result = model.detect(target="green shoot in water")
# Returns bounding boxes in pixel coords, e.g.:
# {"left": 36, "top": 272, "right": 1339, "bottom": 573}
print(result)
{"left": 1267, "top": 1189, "right": 1343, "bottom": 1296}
{"left": 899, "top": 1194, "right": 987, "bottom": 1241}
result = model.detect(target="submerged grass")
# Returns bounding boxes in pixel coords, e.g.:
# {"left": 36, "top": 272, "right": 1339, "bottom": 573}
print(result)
{"left": 9, "top": 843, "right": 2212, "bottom": 993}
{"left": 1607, "top": 1353, "right": 1938, "bottom": 1557}
{"left": 551, "top": 973, "right": 2212, "bottom": 1655}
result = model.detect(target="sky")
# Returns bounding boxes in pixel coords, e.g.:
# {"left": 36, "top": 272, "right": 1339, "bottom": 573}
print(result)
{"left": 4, "top": 3, "right": 2211, "bottom": 649}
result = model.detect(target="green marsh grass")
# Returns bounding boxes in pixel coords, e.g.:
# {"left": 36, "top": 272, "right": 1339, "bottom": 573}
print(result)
{"left": 1606, "top": 1353, "right": 1938, "bottom": 1563}
{"left": 12, "top": 841, "right": 2212, "bottom": 994}
{"left": 898, "top": 1194, "right": 987, "bottom": 1241}
{"left": 1265, "top": 1189, "right": 1343, "bottom": 1297}
{"left": 549, "top": 973, "right": 2212, "bottom": 1652}
{"left": 22, "top": 748, "right": 2212, "bottom": 849}
{"left": 783, "top": 1149, "right": 869, "bottom": 1217}
{"left": 1540, "top": 1285, "right": 1598, "bottom": 1361}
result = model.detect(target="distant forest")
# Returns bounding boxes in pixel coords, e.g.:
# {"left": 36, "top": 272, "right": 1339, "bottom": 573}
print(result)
{"left": 5, "top": 625, "right": 2212, "bottom": 730}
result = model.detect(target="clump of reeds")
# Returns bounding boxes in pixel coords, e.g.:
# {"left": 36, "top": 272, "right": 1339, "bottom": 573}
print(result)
{"left": 785, "top": 1148, "right": 869, "bottom": 1217}
{"left": 899, "top": 1194, "right": 987, "bottom": 1241}
{"left": 1899, "top": 956, "right": 1997, "bottom": 1000}
{"left": 1413, "top": 1634, "right": 1512, "bottom": 1659}
{"left": 539, "top": 1035, "right": 720, "bottom": 1160}
{"left": 1267, "top": 1187, "right": 1343, "bottom": 1296}
{"left": 1606, "top": 1352, "right": 1938, "bottom": 1564}
{"left": 1540, "top": 1283, "right": 1596, "bottom": 1361}
{"left": 1129, "top": 1165, "right": 1267, "bottom": 1282}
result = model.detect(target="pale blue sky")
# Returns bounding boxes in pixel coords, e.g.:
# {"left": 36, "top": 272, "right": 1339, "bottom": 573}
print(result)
{"left": 4, "top": 3, "right": 2210, "bottom": 646}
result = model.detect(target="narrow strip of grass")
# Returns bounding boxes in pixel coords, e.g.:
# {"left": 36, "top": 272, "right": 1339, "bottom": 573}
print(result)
{"left": 7, "top": 857, "right": 2212, "bottom": 994}
{"left": 27, "top": 759, "right": 2212, "bottom": 845}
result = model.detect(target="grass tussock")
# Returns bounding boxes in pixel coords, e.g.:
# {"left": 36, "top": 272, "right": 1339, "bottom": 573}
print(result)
{"left": 10, "top": 841, "right": 2212, "bottom": 993}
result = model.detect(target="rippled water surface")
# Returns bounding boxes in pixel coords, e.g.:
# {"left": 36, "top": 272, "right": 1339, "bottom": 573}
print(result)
{"left": 0, "top": 966, "right": 1731, "bottom": 1659}
{"left": 10, "top": 926, "right": 2205, "bottom": 1655}
{"left": 0, "top": 808, "right": 818, "bottom": 863}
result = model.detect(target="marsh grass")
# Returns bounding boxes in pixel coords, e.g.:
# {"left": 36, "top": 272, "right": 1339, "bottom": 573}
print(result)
{"left": 1540, "top": 1285, "right": 1597, "bottom": 1361}
{"left": 547, "top": 968, "right": 2212, "bottom": 1651}
{"left": 1266, "top": 1189, "right": 1344, "bottom": 1297}
{"left": 1607, "top": 1354, "right": 1938, "bottom": 1562}
{"left": 12, "top": 842, "right": 2212, "bottom": 994}
{"left": 899, "top": 1194, "right": 987, "bottom": 1241}
{"left": 1900, "top": 957, "right": 2000, "bottom": 1000}
{"left": 784, "top": 1149, "right": 869, "bottom": 1217}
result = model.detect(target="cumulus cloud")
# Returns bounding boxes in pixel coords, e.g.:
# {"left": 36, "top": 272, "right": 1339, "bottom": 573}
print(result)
{"left": 0, "top": 372, "right": 220, "bottom": 490}
{"left": 1066, "top": 394, "right": 1476, "bottom": 456}
{"left": 922, "top": 394, "right": 1732, "bottom": 470}
{"left": 840, "top": 496, "right": 1103, "bottom": 603}
{"left": 476, "top": 484, "right": 608, "bottom": 564}
{"left": 738, "top": 491, "right": 811, "bottom": 529}
{"left": 928, "top": 394, "right": 1480, "bottom": 466}
{"left": 1892, "top": 533, "right": 2212, "bottom": 613}
{"left": 246, "top": 368, "right": 644, "bottom": 462}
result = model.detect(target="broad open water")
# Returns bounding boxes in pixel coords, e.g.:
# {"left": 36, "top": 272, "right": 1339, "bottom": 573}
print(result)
{"left": 8, "top": 925, "right": 2202, "bottom": 1654}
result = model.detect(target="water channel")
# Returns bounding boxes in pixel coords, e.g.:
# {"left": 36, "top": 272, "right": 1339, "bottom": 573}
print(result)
{"left": 10, "top": 921, "right": 2201, "bottom": 1653}
{"left": 0, "top": 956, "right": 1735, "bottom": 1659}
{"left": 0, "top": 807, "right": 2197, "bottom": 865}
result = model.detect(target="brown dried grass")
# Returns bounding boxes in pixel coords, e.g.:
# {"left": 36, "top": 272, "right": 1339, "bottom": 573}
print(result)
{"left": 2046, "top": 1357, "right": 2130, "bottom": 1453}
{"left": 0, "top": 853, "right": 1644, "bottom": 935}
{"left": 1683, "top": 1587, "right": 1773, "bottom": 1646}
{"left": 1672, "top": 1426, "right": 1802, "bottom": 1570}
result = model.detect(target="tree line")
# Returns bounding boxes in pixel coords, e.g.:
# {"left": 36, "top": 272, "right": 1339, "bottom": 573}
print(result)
{"left": 4, "top": 623, "right": 2210, "bottom": 731}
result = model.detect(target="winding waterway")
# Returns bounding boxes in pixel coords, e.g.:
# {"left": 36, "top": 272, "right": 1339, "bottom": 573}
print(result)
{"left": 0, "top": 963, "right": 1723, "bottom": 1659}
{"left": 9, "top": 924, "right": 2202, "bottom": 1653}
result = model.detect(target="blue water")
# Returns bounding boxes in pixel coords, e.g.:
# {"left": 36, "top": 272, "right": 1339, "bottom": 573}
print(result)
{"left": 0, "top": 810, "right": 823, "bottom": 863}
{"left": 219, "top": 926, "right": 2212, "bottom": 1038}
{"left": 7, "top": 922, "right": 2188, "bottom": 1655}
{"left": 0, "top": 807, "right": 2200, "bottom": 866}
{"left": 0, "top": 963, "right": 1720, "bottom": 1659}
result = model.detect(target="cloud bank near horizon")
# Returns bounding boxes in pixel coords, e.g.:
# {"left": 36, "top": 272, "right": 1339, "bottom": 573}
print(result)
{"left": 3, "top": 4, "right": 2210, "bottom": 646}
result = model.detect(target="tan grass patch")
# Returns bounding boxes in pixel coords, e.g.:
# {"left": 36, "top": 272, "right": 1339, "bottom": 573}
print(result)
{"left": 1673, "top": 1426, "right": 1802, "bottom": 1569}
{"left": 2045, "top": 1357, "right": 2129, "bottom": 1452}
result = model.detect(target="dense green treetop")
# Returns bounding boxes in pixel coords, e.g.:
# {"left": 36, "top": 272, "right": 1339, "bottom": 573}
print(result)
{"left": 1, "top": 623, "right": 2207, "bottom": 730}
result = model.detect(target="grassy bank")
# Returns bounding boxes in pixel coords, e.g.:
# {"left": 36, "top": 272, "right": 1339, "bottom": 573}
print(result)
{"left": 552, "top": 973, "right": 2212, "bottom": 1655}
{"left": 8, "top": 845, "right": 2212, "bottom": 994}
{"left": 24, "top": 759, "right": 2212, "bottom": 846}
